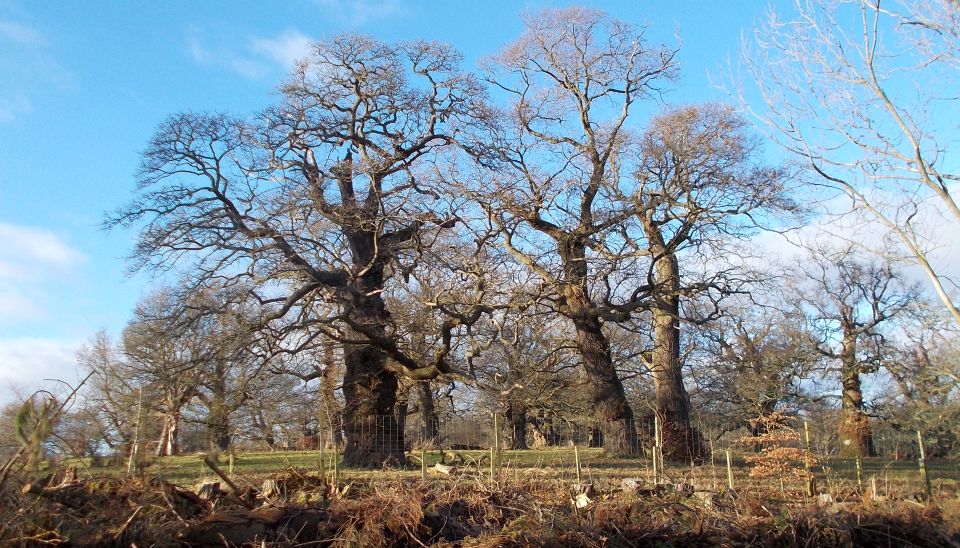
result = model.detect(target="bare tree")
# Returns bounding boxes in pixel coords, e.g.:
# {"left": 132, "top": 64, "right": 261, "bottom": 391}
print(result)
{"left": 695, "top": 299, "right": 818, "bottom": 430}
{"left": 77, "top": 331, "right": 140, "bottom": 457}
{"left": 794, "top": 246, "right": 918, "bottom": 457}
{"left": 631, "top": 104, "right": 795, "bottom": 459}
{"left": 877, "top": 309, "right": 960, "bottom": 456}
{"left": 109, "top": 36, "right": 489, "bottom": 466}
{"left": 122, "top": 289, "right": 209, "bottom": 456}
{"left": 471, "top": 302, "right": 584, "bottom": 450}
{"left": 187, "top": 289, "right": 268, "bottom": 452}
{"left": 472, "top": 7, "right": 679, "bottom": 456}
{"left": 744, "top": 0, "right": 960, "bottom": 325}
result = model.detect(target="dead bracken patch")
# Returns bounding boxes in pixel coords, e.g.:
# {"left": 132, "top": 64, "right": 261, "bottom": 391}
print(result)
{"left": 1, "top": 466, "right": 958, "bottom": 547}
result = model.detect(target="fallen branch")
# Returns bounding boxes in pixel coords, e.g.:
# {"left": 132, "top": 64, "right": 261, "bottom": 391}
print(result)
{"left": 203, "top": 455, "right": 255, "bottom": 509}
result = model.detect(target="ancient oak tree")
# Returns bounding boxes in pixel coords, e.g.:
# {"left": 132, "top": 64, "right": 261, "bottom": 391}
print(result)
{"left": 473, "top": 7, "right": 679, "bottom": 456}
{"left": 110, "top": 36, "right": 487, "bottom": 466}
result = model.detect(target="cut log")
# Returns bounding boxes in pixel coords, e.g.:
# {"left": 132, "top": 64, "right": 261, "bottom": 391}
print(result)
{"left": 196, "top": 481, "right": 222, "bottom": 500}
{"left": 432, "top": 463, "right": 455, "bottom": 475}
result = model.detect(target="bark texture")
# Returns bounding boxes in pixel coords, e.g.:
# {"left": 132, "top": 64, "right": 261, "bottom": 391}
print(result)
{"left": 838, "top": 333, "right": 874, "bottom": 457}
{"left": 559, "top": 236, "right": 637, "bottom": 456}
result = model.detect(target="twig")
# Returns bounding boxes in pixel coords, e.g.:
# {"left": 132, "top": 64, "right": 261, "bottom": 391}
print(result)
{"left": 113, "top": 505, "right": 143, "bottom": 540}
{"left": 160, "top": 484, "right": 188, "bottom": 524}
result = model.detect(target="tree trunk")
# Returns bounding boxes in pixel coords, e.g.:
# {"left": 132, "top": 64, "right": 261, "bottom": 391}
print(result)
{"left": 207, "top": 370, "right": 231, "bottom": 452}
{"left": 505, "top": 400, "right": 529, "bottom": 450}
{"left": 651, "top": 303, "right": 701, "bottom": 461}
{"left": 417, "top": 381, "right": 440, "bottom": 447}
{"left": 530, "top": 413, "right": 561, "bottom": 446}
{"left": 642, "top": 216, "right": 703, "bottom": 462}
{"left": 557, "top": 233, "right": 637, "bottom": 457}
{"left": 207, "top": 408, "right": 230, "bottom": 452}
{"left": 838, "top": 333, "right": 874, "bottom": 457}
{"left": 156, "top": 412, "right": 180, "bottom": 457}
{"left": 567, "top": 295, "right": 638, "bottom": 456}
{"left": 339, "top": 263, "right": 404, "bottom": 466}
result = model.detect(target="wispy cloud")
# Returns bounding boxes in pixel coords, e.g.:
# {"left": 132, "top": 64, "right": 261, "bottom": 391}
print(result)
{"left": 0, "top": 18, "right": 45, "bottom": 45}
{"left": 0, "top": 222, "right": 86, "bottom": 272}
{"left": 187, "top": 28, "right": 316, "bottom": 80}
{"left": 0, "top": 95, "right": 31, "bottom": 123}
{"left": 0, "top": 336, "right": 85, "bottom": 406}
{"left": 0, "top": 18, "right": 72, "bottom": 124}
{"left": 0, "top": 223, "right": 86, "bottom": 326}
{"left": 249, "top": 30, "right": 313, "bottom": 69}
{"left": 313, "top": 0, "right": 402, "bottom": 28}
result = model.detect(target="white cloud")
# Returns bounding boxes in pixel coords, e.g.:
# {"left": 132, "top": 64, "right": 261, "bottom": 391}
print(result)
{"left": 0, "top": 18, "right": 71, "bottom": 124}
{"left": 313, "top": 0, "right": 402, "bottom": 28}
{"left": 249, "top": 30, "right": 313, "bottom": 69}
{"left": 0, "top": 222, "right": 86, "bottom": 326}
{"left": 746, "top": 194, "right": 960, "bottom": 308}
{"left": 187, "top": 29, "right": 316, "bottom": 79}
{"left": 0, "top": 18, "right": 45, "bottom": 45}
{"left": 0, "top": 222, "right": 85, "bottom": 269}
{"left": 0, "top": 287, "right": 41, "bottom": 321}
{"left": 0, "top": 94, "right": 31, "bottom": 123}
{"left": 0, "top": 336, "right": 85, "bottom": 407}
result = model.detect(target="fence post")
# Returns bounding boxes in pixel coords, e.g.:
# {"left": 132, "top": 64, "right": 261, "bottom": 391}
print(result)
{"left": 725, "top": 448, "right": 735, "bottom": 490}
{"left": 421, "top": 446, "right": 427, "bottom": 481}
{"left": 318, "top": 418, "right": 325, "bottom": 477}
{"left": 653, "top": 414, "right": 663, "bottom": 485}
{"left": 333, "top": 443, "right": 340, "bottom": 483}
{"left": 917, "top": 430, "right": 932, "bottom": 501}
{"left": 127, "top": 387, "right": 144, "bottom": 476}
{"left": 574, "top": 444, "right": 582, "bottom": 484}
{"left": 803, "top": 420, "right": 816, "bottom": 497}
{"left": 489, "top": 446, "right": 495, "bottom": 482}
{"left": 855, "top": 454, "right": 863, "bottom": 493}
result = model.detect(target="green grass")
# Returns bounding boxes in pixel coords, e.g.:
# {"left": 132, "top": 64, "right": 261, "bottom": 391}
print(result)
{"left": 61, "top": 448, "right": 959, "bottom": 497}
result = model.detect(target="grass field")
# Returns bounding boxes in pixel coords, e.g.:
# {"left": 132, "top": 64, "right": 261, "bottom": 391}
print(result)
{"left": 66, "top": 447, "right": 960, "bottom": 499}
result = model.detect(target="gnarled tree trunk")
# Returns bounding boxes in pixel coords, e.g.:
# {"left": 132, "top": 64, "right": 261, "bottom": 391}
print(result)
{"left": 206, "top": 367, "right": 231, "bottom": 452}
{"left": 559, "top": 237, "right": 637, "bottom": 457}
{"left": 339, "top": 253, "right": 405, "bottom": 466}
{"left": 417, "top": 381, "right": 440, "bottom": 447}
{"left": 156, "top": 411, "right": 180, "bottom": 457}
{"left": 838, "top": 333, "right": 874, "bottom": 457}
{"left": 505, "top": 400, "right": 529, "bottom": 450}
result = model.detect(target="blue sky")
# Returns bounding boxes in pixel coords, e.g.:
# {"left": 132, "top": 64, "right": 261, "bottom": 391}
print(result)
{"left": 0, "top": 0, "right": 785, "bottom": 404}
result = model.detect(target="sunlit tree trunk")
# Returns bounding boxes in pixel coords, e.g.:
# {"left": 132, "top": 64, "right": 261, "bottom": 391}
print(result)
{"left": 156, "top": 411, "right": 180, "bottom": 457}
{"left": 642, "top": 215, "right": 702, "bottom": 461}
{"left": 838, "top": 332, "right": 874, "bottom": 457}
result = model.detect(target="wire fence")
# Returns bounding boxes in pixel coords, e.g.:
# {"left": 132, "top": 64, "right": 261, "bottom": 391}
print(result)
{"left": 285, "top": 412, "right": 956, "bottom": 462}
{"left": 246, "top": 412, "right": 957, "bottom": 499}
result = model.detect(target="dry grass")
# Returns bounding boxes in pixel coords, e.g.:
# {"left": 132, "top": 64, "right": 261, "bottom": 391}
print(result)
{"left": 2, "top": 459, "right": 959, "bottom": 547}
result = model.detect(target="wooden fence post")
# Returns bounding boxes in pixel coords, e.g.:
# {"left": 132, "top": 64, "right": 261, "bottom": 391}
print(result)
{"left": 803, "top": 420, "right": 816, "bottom": 497}
{"left": 574, "top": 444, "right": 582, "bottom": 484}
{"left": 127, "top": 387, "right": 144, "bottom": 476}
{"left": 726, "top": 448, "right": 735, "bottom": 490}
{"left": 917, "top": 430, "right": 932, "bottom": 501}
